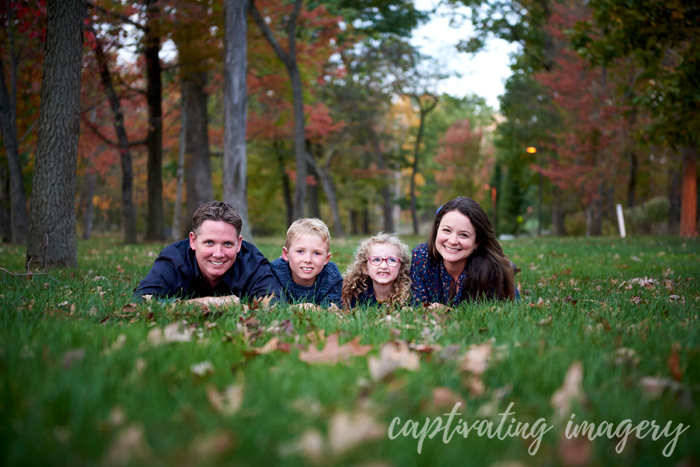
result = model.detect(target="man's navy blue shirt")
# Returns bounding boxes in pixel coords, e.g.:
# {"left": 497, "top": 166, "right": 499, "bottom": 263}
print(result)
{"left": 133, "top": 239, "right": 281, "bottom": 300}
{"left": 269, "top": 257, "right": 343, "bottom": 307}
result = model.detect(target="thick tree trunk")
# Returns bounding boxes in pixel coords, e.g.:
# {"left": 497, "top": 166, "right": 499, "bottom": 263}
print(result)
{"left": 88, "top": 22, "right": 137, "bottom": 244}
{"left": 0, "top": 60, "right": 28, "bottom": 244}
{"left": 250, "top": 0, "right": 306, "bottom": 221}
{"left": 627, "top": 152, "right": 638, "bottom": 208}
{"left": 0, "top": 163, "right": 11, "bottom": 242}
{"left": 307, "top": 173, "right": 321, "bottom": 218}
{"left": 224, "top": 0, "right": 253, "bottom": 241}
{"left": 679, "top": 141, "right": 698, "bottom": 237}
{"left": 144, "top": 0, "right": 164, "bottom": 241}
{"left": 182, "top": 72, "right": 213, "bottom": 236}
{"left": 172, "top": 89, "right": 186, "bottom": 241}
{"left": 26, "top": 0, "right": 83, "bottom": 268}
{"left": 82, "top": 172, "right": 96, "bottom": 240}
{"left": 349, "top": 209, "right": 358, "bottom": 235}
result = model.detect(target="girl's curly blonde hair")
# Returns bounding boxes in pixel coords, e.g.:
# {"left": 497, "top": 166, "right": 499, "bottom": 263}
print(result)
{"left": 341, "top": 232, "right": 412, "bottom": 309}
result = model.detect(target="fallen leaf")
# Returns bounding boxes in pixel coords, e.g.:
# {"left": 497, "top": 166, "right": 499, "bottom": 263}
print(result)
{"left": 558, "top": 433, "right": 593, "bottom": 467}
{"left": 639, "top": 377, "right": 680, "bottom": 399}
{"left": 300, "top": 332, "right": 372, "bottom": 365}
{"left": 103, "top": 424, "right": 152, "bottom": 467}
{"left": 328, "top": 411, "right": 386, "bottom": 456}
{"left": 189, "top": 430, "right": 235, "bottom": 461}
{"left": 279, "top": 429, "right": 325, "bottom": 464}
{"left": 254, "top": 337, "right": 280, "bottom": 355}
{"left": 190, "top": 361, "right": 214, "bottom": 376}
{"left": 367, "top": 341, "right": 419, "bottom": 381}
{"left": 459, "top": 342, "right": 492, "bottom": 376}
{"left": 163, "top": 322, "right": 192, "bottom": 343}
{"left": 104, "top": 334, "right": 127, "bottom": 355}
{"left": 207, "top": 384, "right": 244, "bottom": 416}
{"left": 62, "top": 349, "right": 85, "bottom": 369}
{"left": 536, "top": 315, "right": 553, "bottom": 326}
{"left": 550, "top": 361, "right": 586, "bottom": 422}
{"left": 431, "top": 387, "right": 465, "bottom": 410}
{"left": 668, "top": 343, "right": 684, "bottom": 382}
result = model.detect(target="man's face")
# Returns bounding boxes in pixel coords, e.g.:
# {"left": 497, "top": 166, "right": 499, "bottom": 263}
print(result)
{"left": 282, "top": 233, "right": 331, "bottom": 287}
{"left": 189, "top": 220, "right": 242, "bottom": 289}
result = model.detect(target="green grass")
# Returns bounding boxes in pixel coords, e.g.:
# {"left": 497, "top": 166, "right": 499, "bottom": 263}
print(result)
{"left": 1, "top": 235, "right": 698, "bottom": 466}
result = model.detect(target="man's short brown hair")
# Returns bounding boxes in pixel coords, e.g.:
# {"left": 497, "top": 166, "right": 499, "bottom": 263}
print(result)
{"left": 191, "top": 201, "right": 243, "bottom": 237}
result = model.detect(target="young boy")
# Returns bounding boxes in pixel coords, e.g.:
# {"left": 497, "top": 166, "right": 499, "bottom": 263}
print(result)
{"left": 270, "top": 218, "right": 342, "bottom": 308}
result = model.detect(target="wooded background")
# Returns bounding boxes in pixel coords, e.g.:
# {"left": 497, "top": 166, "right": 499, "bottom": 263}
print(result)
{"left": 1, "top": 0, "right": 698, "bottom": 268}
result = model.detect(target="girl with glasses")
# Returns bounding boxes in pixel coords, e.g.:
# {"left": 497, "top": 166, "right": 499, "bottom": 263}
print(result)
{"left": 341, "top": 232, "right": 413, "bottom": 309}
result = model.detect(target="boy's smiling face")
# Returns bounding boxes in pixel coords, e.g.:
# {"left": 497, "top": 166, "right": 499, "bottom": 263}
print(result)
{"left": 282, "top": 233, "right": 331, "bottom": 287}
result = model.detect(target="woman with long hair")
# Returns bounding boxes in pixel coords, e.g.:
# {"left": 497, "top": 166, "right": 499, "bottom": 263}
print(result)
{"left": 410, "top": 197, "right": 517, "bottom": 305}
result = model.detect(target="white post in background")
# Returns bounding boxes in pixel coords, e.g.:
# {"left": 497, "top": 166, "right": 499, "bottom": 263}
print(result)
{"left": 616, "top": 204, "right": 626, "bottom": 238}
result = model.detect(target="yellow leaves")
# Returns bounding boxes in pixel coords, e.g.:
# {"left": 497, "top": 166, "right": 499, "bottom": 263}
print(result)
{"left": 300, "top": 332, "right": 373, "bottom": 365}
{"left": 368, "top": 341, "right": 420, "bottom": 382}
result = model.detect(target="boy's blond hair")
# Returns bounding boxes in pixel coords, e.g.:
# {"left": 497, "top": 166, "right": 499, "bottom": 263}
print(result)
{"left": 285, "top": 218, "right": 331, "bottom": 250}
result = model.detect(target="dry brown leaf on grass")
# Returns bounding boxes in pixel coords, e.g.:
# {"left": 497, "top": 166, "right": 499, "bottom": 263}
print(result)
{"left": 148, "top": 322, "right": 193, "bottom": 346}
{"left": 300, "top": 332, "right": 372, "bottom": 365}
{"left": 558, "top": 433, "right": 593, "bottom": 467}
{"left": 248, "top": 293, "right": 276, "bottom": 311}
{"left": 102, "top": 424, "right": 152, "bottom": 467}
{"left": 279, "top": 429, "right": 325, "bottom": 464}
{"left": 639, "top": 377, "right": 680, "bottom": 399}
{"left": 189, "top": 430, "right": 236, "bottom": 461}
{"left": 459, "top": 342, "right": 492, "bottom": 376}
{"left": 279, "top": 411, "right": 386, "bottom": 463}
{"left": 207, "top": 383, "right": 244, "bottom": 416}
{"left": 668, "top": 343, "right": 684, "bottom": 382}
{"left": 550, "top": 361, "right": 586, "bottom": 423}
{"left": 328, "top": 411, "right": 386, "bottom": 456}
{"left": 62, "top": 349, "right": 85, "bottom": 369}
{"left": 431, "top": 387, "right": 465, "bottom": 410}
{"left": 368, "top": 341, "right": 420, "bottom": 382}
{"left": 251, "top": 336, "right": 291, "bottom": 355}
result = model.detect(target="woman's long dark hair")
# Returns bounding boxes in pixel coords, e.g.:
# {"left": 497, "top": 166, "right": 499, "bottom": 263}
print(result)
{"left": 428, "top": 197, "right": 516, "bottom": 300}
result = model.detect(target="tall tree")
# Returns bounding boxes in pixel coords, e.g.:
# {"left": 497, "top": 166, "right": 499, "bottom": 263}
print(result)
{"left": 408, "top": 92, "right": 438, "bottom": 235}
{"left": 84, "top": 19, "right": 138, "bottom": 244}
{"left": 143, "top": 0, "right": 164, "bottom": 240}
{"left": 224, "top": 0, "right": 253, "bottom": 241}
{"left": 26, "top": 0, "right": 83, "bottom": 267}
{"left": 572, "top": 0, "right": 700, "bottom": 236}
{"left": 249, "top": 0, "right": 308, "bottom": 220}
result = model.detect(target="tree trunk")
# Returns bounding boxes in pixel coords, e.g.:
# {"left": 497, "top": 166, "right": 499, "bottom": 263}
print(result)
{"left": 172, "top": 88, "right": 186, "bottom": 242}
{"left": 26, "top": 0, "right": 83, "bottom": 268}
{"left": 669, "top": 156, "right": 681, "bottom": 233}
{"left": 349, "top": 209, "right": 358, "bottom": 235}
{"left": 362, "top": 207, "right": 370, "bottom": 235}
{"left": 409, "top": 94, "right": 438, "bottom": 235}
{"left": 275, "top": 141, "right": 294, "bottom": 227}
{"left": 679, "top": 141, "right": 698, "bottom": 237}
{"left": 0, "top": 162, "right": 11, "bottom": 242}
{"left": 250, "top": 0, "right": 306, "bottom": 221}
{"left": 305, "top": 150, "right": 345, "bottom": 237}
{"left": 627, "top": 151, "right": 638, "bottom": 208}
{"left": 82, "top": 172, "right": 96, "bottom": 240}
{"left": 552, "top": 185, "right": 566, "bottom": 236}
{"left": 0, "top": 58, "right": 28, "bottom": 244}
{"left": 371, "top": 131, "right": 394, "bottom": 232}
{"left": 224, "top": 0, "right": 253, "bottom": 242}
{"left": 144, "top": 0, "right": 164, "bottom": 241}
{"left": 88, "top": 22, "right": 137, "bottom": 244}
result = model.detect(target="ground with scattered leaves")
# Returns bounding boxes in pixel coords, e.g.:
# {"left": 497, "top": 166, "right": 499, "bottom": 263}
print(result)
{"left": 1, "top": 235, "right": 698, "bottom": 466}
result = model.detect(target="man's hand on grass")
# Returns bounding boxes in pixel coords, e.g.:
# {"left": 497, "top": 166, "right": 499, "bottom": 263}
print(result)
{"left": 188, "top": 295, "right": 240, "bottom": 308}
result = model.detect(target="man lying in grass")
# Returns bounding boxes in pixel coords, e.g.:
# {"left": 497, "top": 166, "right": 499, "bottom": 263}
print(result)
{"left": 133, "top": 201, "right": 281, "bottom": 306}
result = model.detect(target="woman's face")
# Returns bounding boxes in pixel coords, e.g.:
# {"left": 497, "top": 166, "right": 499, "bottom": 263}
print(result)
{"left": 435, "top": 210, "right": 479, "bottom": 270}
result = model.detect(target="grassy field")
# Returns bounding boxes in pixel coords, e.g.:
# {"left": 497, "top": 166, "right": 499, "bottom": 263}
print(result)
{"left": 1, "top": 235, "right": 698, "bottom": 466}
